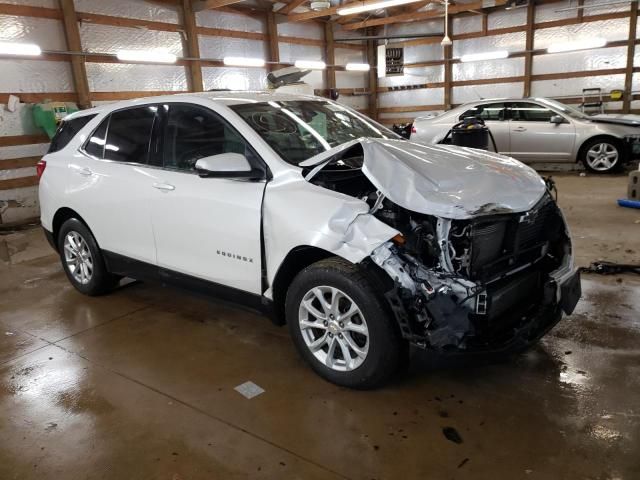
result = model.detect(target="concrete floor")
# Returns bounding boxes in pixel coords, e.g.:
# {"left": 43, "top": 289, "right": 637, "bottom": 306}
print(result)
{"left": 1, "top": 173, "right": 639, "bottom": 479}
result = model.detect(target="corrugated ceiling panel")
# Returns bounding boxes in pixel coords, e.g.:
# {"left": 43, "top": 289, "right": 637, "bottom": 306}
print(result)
{"left": 0, "top": 59, "right": 74, "bottom": 92}
{"left": 335, "top": 71, "right": 368, "bottom": 89}
{"left": 334, "top": 47, "right": 366, "bottom": 65}
{"left": 387, "top": 19, "right": 443, "bottom": 37}
{"left": 403, "top": 43, "right": 441, "bottom": 64}
{"left": 74, "top": 0, "right": 179, "bottom": 23}
{"left": 453, "top": 15, "right": 482, "bottom": 35}
{"left": 535, "top": 0, "right": 577, "bottom": 23}
{"left": 196, "top": 9, "right": 264, "bottom": 32}
{"left": 0, "top": 15, "right": 67, "bottom": 50}
{"left": 488, "top": 7, "right": 527, "bottom": 29}
{"left": 453, "top": 32, "right": 526, "bottom": 57}
{"left": 453, "top": 57, "right": 524, "bottom": 81}
{"left": 278, "top": 21, "right": 323, "bottom": 40}
{"left": 86, "top": 63, "right": 188, "bottom": 91}
{"left": 452, "top": 82, "right": 523, "bottom": 104}
{"left": 1, "top": 0, "right": 56, "bottom": 7}
{"left": 79, "top": 23, "right": 184, "bottom": 55}
{"left": 199, "top": 36, "right": 266, "bottom": 60}
{"left": 379, "top": 88, "right": 444, "bottom": 107}
{"left": 278, "top": 43, "right": 323, "bottom": 63}
{"left": 583, "top": 0, "right": 631, "bottom": 13}
{"left": 531, "top": 74, "right": 626, "bottom": 97}
{"left": 533, "top": 19, "right": 629, "bottom": 50}
{"left": 533, "top": 47, "right": 628, "bottom": 75}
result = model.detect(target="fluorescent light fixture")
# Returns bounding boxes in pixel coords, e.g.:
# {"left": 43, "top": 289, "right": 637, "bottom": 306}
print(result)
{"left": 294, "top": 60, "right": 326, "bottom": 70}
{"left": 546, "top": 38, "right": 606, "bottom": 53}
{"left": 345, "top": 63, "right": 370, "bottom": 72}
{"left": 338, "top": 0, "right": 422, "bottom": 15}
{"left": 223, "top": 56, "right": 265, "bottom": 67}
{"left": 116, "top": 49, "right": 176, "bottom": 63}
{"left": 0, "top": 42, "right": 41, "bottom": 56}
{"left": 460, "top": 50, "right": 509, "bottom": 62}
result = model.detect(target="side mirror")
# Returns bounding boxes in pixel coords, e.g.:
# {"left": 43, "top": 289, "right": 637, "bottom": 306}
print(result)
{"left": 550, "top": 115, "right": 565, "bottom": 124}
{"left": 195, "top": 153, "right": 255, "bottom": 178}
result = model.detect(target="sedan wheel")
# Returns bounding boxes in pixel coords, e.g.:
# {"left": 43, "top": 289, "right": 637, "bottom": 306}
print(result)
{"left": 63, "top": 230, "right": 94, "bottom": 284}
{"left": 298, "top": 286, "right": 369, "bottom": 372}
{"left": 584, "top": 142, "right": 620, "bottom": 172}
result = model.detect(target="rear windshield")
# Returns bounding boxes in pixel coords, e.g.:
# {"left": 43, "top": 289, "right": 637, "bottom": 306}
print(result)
{"left": 48, "top": 114, "right": 97, "bottom": 153}
{"left": 230, "top": 100, "right": 399, "bottom": 165}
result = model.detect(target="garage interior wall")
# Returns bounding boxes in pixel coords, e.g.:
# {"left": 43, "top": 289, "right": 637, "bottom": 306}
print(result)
{"left": 0, "top": 0, "right": 638, "bottom": 225}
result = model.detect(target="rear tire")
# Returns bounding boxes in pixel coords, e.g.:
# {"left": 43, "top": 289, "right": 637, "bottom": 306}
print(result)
{"left": 57, "top": 218, "right": 119, "bottom": 296}
{"left": 580, "top": 138, "right": 623, "bottom": 173}
{"left": 286, "top": 257, "right": 405, "bottom": 389}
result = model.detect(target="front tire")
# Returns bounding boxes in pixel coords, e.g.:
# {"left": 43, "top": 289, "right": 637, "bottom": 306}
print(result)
{"left": 581, "top": 138, "right": 623, "bottom": 173}
{"left": 57, "top": 218, "right": 118, "bottom": 296}
{"left": 286, "top": 257, "right": 404, "bottom": 389}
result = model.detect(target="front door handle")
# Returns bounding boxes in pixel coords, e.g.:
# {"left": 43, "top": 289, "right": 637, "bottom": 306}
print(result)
{"left": 513, "top": 127, "right": 527, "bottom": 132}
{"left": 79, "top": 167, "right": 93, "bottom": 176}
{"left": 153, "top": 182, "right": 175, "bottom": 192}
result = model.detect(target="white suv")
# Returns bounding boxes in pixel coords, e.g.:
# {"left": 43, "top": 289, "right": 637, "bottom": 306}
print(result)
{"left": 39, "top": 91, "right": 581, "bottom": 388}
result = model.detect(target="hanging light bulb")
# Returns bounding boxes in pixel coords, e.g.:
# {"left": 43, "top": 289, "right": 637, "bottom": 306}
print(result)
{"left": 441, "top": 1, "right": 452, "bottom": 46}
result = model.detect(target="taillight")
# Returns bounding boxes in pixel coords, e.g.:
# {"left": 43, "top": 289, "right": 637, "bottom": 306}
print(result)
{"left": 411, "top": 124, "right": 417, "bottom": 134}
{"left": 36, "top": 159, "right": 46, "bottom": 180}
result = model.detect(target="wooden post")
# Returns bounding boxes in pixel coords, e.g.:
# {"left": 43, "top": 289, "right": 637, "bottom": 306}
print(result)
{"left": 523, "top": 0, "right": 535, "bottom": 98}
{"left": 622, "top": 0, "right": 637, "bottom": 113}
{"left": 366, "top": 32, "right": 378, "bottom": 120}
{"left": 325, "top": 22, "right": 336, "bottom": 92}
{"left": 266, "top": 11, "right": 280, "bottom": 71}
{"left": 58, "top": 0, "right": 91, "bottom": 108}
{"left": 182, "top": 0, "right": 204, "bottom": 92}
{"left": 443, "top": 16, "right": 453, "bottom": 109}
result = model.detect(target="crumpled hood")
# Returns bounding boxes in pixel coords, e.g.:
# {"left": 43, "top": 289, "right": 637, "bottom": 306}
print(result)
{"left": 303, "top": 138, "right": 547, "bottom": 220}
{"left": 589, "top": 113, "right": 640, "bottom": 127}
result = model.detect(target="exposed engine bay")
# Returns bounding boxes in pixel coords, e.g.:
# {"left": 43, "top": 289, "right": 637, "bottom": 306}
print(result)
{"left": 305, "top": 146, "right": 580, "bottom": 352}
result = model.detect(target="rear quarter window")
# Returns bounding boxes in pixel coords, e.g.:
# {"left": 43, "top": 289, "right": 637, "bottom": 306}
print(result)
{"left": 48, "top": 114, "right": 97, "bottom": 153}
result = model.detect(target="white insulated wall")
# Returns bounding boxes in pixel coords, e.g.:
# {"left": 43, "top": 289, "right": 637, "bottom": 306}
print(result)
{"left": 378, "top": 0, "right": 639, "bottom": 122}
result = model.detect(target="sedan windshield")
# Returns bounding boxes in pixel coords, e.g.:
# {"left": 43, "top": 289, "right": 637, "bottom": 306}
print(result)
{"left": 534, "top": 97, "right": 589, "bottom": 120}
{"left": 230, "top": 100, "right": 400, "bottom": 165}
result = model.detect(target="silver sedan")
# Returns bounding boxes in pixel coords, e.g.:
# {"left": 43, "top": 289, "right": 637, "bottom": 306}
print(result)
{"left": 411, "top": 97, "right": 640, "bottom": 173}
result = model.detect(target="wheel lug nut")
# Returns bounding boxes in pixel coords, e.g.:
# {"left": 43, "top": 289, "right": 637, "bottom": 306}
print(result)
{"left": 339, "top": 322, "right": 344, "bottom": 328}
{"left": 329, "top": 333, "right": 333, "bottom": 337}
{"left": 338, "top": 333, "right": 343, "bottom": 338}
{"left": 323, "top": 321, "right": 328, "bottom": 326}
{"left": 329, "top": 314, "right": 334, "bottom": 319}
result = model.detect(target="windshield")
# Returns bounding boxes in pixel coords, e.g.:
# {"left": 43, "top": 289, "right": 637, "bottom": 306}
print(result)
{"left": 230, "top": 100, "right": 400, "bottom": 165}
{"left": 534, "top": 97, "right": 589, "bottom": 120}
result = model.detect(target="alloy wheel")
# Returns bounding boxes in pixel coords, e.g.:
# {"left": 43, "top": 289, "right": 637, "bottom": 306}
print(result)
{"left": 298, "top": 285, "right": 369, "bottom": 372}
{"left": 63, "top": 230, "right": 94, "bottom": 285}
{"left": 585, "top": 143, "right": 618, "bottom": 171}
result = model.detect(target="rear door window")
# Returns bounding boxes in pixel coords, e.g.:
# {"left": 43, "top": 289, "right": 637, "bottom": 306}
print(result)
{"left": 48, "top": 114, "right": 97, "bottom": 153}
{"left": 84, "top": 116, "right": 109, "bottom": 159}
{"left": 104, "top": 105, "right": 158, "bottom": 163}
{"left": 459, "top": 103, "right": 506, "bottom": 121}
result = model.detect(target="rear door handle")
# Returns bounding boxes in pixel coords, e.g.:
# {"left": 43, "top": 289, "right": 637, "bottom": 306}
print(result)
{"left": 513, "top": 127, "right": 527, "bottom": 132}
{"left": 79, "top": 167, "right": 93, "bottom": 176}
{"left": 153, "top": 182, "right": 175, "bottom": 192}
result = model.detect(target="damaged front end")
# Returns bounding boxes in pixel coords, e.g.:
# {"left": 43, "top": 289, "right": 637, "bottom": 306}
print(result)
{"left": 368, "top": 193, "right": 581, "bottom": 352}
{"left": 302, "top": 138, "right": 581, "bottom": 352}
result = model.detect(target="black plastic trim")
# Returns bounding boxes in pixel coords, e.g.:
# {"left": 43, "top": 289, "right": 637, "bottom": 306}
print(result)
{"left": 102, "top": 250, "right": 276, "bottom": 318}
